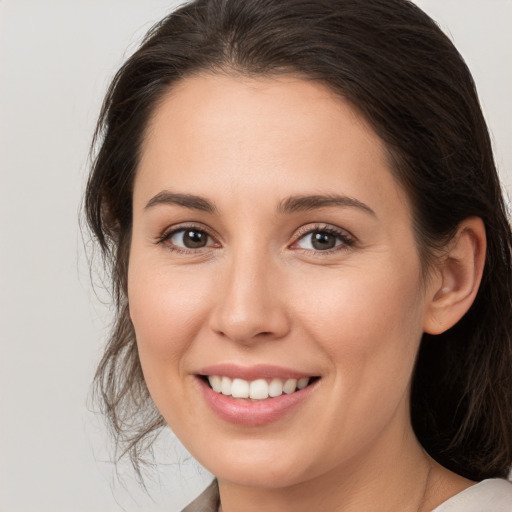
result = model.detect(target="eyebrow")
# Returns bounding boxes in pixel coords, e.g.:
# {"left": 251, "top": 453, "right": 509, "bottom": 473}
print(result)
{"left": 144, "top": 191, "right": 218, "bottom": 213}
{"left": 144, "top": 190, "right": 375, "bottom": 217}
{"left": 278, "top": 194, "right": 376, "bottom": 216}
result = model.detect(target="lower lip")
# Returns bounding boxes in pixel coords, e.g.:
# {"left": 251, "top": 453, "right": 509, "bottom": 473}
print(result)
{"left": 197, "top": 377, "right": 318, "bottom": 426}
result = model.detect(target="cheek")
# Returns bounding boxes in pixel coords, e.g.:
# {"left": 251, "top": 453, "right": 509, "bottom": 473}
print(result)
{"left": 127, "top": 257, "right": 213, "bottom": 377}
{"left": 294, "top": 257, "right": 425, "bottom": 391}
{"left": 127, "top": 257, "right": 221, "bottom": 433}
{"left": 284, "top": 260, "right": 426, "bottom": 461}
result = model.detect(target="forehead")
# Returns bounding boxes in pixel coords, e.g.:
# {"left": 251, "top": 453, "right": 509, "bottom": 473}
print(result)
{"left": 135, "top": 73, "right": 409, "bottom": 219}
{"left": 142, "top": 72, "right": 379, "bottom": 166}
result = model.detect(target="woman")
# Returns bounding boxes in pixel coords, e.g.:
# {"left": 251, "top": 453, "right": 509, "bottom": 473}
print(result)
{"left": 85, "top": 0, "right": 512, "bottom": 510}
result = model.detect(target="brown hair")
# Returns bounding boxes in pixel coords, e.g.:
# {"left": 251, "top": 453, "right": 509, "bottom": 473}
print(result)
{"left": 85, "top": 0, "right": 512, "bottom": 481}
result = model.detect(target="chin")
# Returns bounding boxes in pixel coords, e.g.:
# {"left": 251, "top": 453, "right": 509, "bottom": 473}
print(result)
{"left": 212, "top": 462, "right": 310, "bottom": 489}
{"left": 187, "top": 436, "right": 322, "bottom": 489}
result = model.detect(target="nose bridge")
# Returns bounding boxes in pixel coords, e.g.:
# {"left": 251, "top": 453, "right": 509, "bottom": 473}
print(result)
{"left": 210, "top": 241, "right": 289, "bottom": 343}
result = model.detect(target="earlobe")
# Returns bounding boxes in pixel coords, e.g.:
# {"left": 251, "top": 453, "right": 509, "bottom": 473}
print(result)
{"left": 423, "top": 217, "right": 486, "bottom": 335}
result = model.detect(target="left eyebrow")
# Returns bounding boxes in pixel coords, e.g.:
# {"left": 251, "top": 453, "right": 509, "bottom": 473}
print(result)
{"left": 278, "top": 194, "right": 376, "bottom": 217}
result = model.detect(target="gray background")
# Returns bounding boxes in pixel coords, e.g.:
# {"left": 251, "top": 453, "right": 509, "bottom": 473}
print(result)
{"left": 1, "top": 1, "right": 511, "bottom": 511}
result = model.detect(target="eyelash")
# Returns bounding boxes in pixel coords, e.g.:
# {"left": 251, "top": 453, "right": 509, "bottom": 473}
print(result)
{"left": 156, "top": 223, "right": 355, "bottom": 255}
{"left": 156, "top": 223, "right": 218, "bottom": 255}
{"left": 292, "top": 224, "right": 355, "bottom": 255}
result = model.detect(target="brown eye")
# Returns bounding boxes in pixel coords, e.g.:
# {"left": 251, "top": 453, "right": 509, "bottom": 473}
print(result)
{"left": 169, "top": 228, "right": 211, "bottom": 249}
{"left": 310, "top": 231, "right": 337, "bottom": 250}
{"left": 294, "top": 227, "right": 354, "bottom": 252}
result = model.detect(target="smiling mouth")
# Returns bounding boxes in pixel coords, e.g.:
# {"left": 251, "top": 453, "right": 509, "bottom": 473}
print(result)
{"left": 201, "top": 375, "right": 320, "bottom": 400}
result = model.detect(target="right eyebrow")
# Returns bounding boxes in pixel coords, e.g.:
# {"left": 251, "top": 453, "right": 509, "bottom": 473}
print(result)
{"left": 144, "top": 191, "right": 218, "bottom": 214}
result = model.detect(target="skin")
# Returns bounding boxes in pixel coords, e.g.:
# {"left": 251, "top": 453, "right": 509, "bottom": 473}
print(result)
{"left": 128, "top": 74, "right": 484, "bottom": 511}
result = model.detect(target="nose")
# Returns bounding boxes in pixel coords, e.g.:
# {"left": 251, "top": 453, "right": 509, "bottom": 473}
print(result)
{"left": 208, "top": 249, "right": 290, "bottom": 345}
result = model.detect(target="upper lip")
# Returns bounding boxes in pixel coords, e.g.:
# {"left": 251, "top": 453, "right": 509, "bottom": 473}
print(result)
{"left": 197, "top": 363, "right": 316, "bottom": 381}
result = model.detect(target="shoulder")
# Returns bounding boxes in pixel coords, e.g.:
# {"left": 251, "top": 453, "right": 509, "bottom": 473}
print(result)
{"left": 181, "top": 480, "right": 219, "bottom": 512}
{"left": 433, "top": 478, "right": 512, "bottom": 512}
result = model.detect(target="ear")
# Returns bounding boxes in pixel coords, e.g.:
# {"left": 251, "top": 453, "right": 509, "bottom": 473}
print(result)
{"left": 423, "top": 217, "right": 486, "bottom": 335}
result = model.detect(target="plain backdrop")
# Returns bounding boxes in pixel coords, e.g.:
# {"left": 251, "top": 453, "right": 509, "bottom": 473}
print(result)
{"left": 0, "top": 1, "right": 511, "bottom": 511}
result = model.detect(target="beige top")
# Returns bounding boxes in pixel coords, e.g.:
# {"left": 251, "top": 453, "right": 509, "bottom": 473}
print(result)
{"left": 432, "top": 478, "right": 512, "bottom": 511}
{"left": 182, "top": 478, "right": 512, "bottom": 512}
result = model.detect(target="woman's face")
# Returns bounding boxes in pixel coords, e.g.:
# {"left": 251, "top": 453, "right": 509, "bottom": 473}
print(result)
{"left": 128, "top": 74, "right": 437, "bottom": 488}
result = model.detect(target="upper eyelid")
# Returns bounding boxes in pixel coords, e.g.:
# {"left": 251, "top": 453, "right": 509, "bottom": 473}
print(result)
{"left": 292, "top": 223, "right": 355, "bottom": 241}
{"left": 160, "top": 222, "right": 218, "bottom": 240}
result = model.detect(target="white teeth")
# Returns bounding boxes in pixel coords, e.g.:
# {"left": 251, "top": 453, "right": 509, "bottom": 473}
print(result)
{"left": 268, "top": 378, "right": 283, "bottom": 397}
{"left": 208, "top": 375, "right": 222, "bottom": 393}
{"left": 221, "top": 376, "right": 232, "bottom": 395}
{"left": 207, "top": 375, "right": 311, "bottom": 399}
{"left": 231, "top": 378, "right": 249, "bottom": 398}
{"left": 297, "top": 377, "right": 309, "bottom": 390}
{"left": 249, "top": 379, "right": 269, "bottom": 400}
{"left": 283, "top": 378, "right": 297, "bottom": 394}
